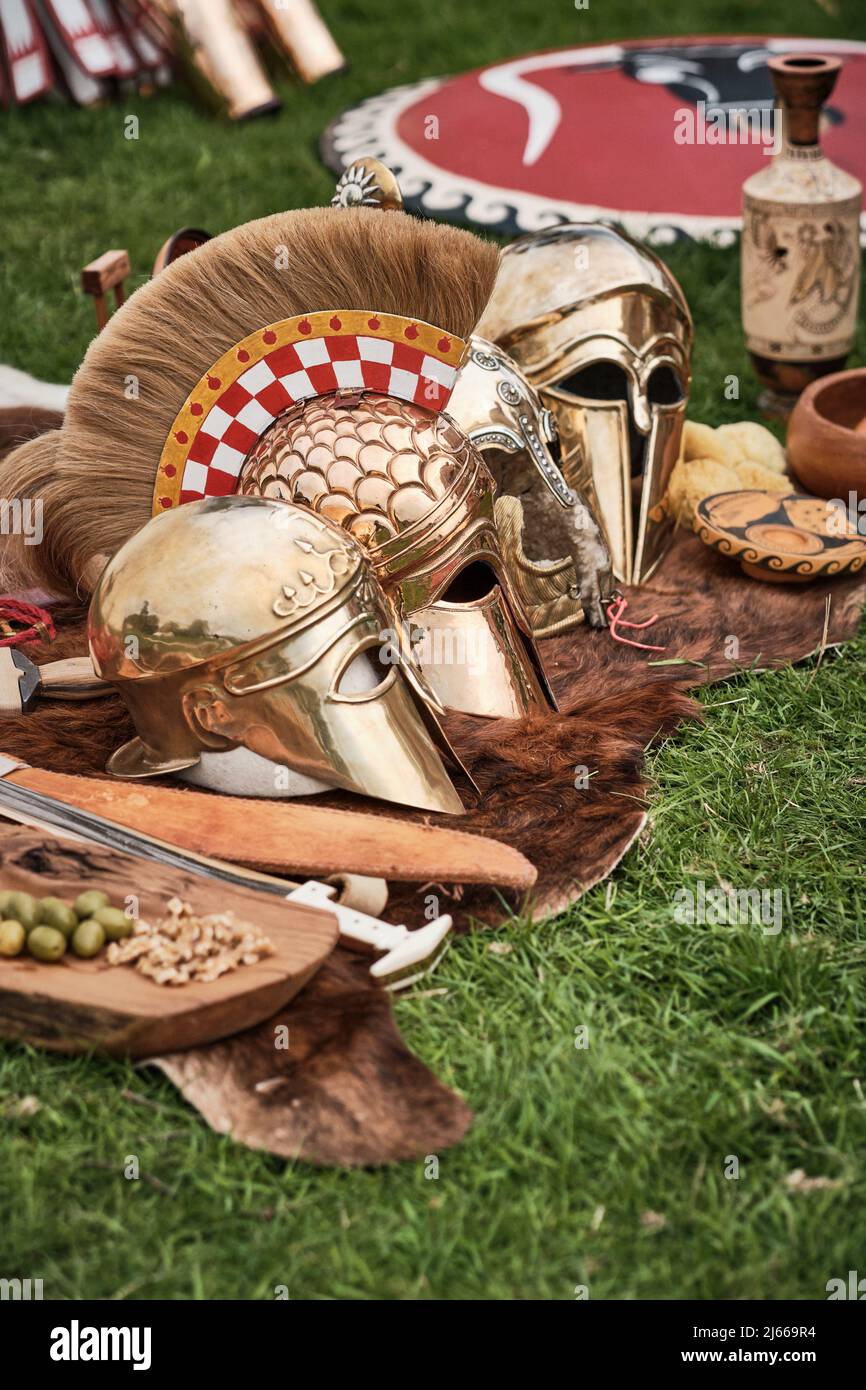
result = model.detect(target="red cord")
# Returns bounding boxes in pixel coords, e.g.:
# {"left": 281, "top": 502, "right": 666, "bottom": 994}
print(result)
{"left": 605, "top": 592, "right": 666, "bottom": 652}
{"left": 0, "top": 598, "right": 55, "bottom": 648}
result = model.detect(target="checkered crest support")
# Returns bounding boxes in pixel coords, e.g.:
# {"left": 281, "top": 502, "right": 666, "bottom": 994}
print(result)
{"left": 154, "top": 310, "right": 466, "bottom": 513}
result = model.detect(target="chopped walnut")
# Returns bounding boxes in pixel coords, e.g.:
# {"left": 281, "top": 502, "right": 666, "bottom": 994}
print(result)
{"left": 107, "top": 899, "right": 273, "bottom": 986}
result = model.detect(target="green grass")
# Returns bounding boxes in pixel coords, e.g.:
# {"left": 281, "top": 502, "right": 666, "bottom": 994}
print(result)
{"left": 1, "top": 0, "right": 866, "bottom": 1301}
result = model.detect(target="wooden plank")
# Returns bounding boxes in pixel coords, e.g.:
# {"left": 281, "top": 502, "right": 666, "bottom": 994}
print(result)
{"left": 6, "top": 764, "right": 537, "bottom": 889}
{"left": 80, "top": 249, "right": 130, "bottom": 294}
{"left": 0, "top": 827, "right": 338, "bottom": 1057}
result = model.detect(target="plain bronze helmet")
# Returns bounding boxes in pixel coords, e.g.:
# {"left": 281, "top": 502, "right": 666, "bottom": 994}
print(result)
{"left": 476, "top": 223, "right": 694, "bottom": 585}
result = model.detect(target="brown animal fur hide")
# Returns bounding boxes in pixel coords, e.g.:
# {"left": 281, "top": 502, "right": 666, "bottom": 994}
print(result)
{"left": 152, "top": 947, "right": 474, "bottom": 1167}
{"left": 0, "top": 405, "right": 64, "bottom": 458}
{"left": 0, "top": 609, "right": 698, "bottom": 925}
{"left": 547, "top": 530, "right": 866, "bottom": 694}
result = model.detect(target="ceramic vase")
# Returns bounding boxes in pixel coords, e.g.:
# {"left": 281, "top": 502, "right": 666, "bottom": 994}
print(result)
{"left": 741, "top": 54, "right": 862, "bottom": 417}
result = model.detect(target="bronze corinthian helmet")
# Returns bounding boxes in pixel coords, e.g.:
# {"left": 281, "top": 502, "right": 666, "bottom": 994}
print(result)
{"left": 476, "top": 223, "right": 693, "bottom": 585}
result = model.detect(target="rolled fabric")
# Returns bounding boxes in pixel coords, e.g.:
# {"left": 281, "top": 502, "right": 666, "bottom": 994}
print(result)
{"left": 255, "top": 0, "right": 344, "bottom": 84}
{"left": 156, "top": 0, "right": 280, "bottom": 119}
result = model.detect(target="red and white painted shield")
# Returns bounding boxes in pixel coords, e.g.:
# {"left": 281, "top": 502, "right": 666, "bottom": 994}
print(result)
{"left": 0, "top": 0, "right": 52, "bottom": 104}
{"left": 89, "top": 0, "right": 137, "bottom": 78}
{"left": 322, "top": 36, "right": 866, "bottom": 245}
{"left": 41, "top": 0, "right": 116, "bottom": 76}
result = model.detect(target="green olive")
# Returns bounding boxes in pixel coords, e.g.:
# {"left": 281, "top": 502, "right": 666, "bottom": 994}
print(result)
{"left": 6, "top": 892, "right": 39, "bottom": 931}
{"left": 0, "top": 890, "right": 15, "bottom": 915}
{"left": 38, "top": 897, "right": 78, "bottom": 937}
{"left": 74, "top": 889, "right": 110, "bottom": 920}
{"left": 0, "top": 920, "right": 26, "bottom": 956}
{"left": 27, "top": 925, "right": 67, "bottom": 962}
{"left": 71, "top": 919, "right": 106, "bottom": 959}
{"left": 93, "top": 906, "right": 133, "bottom": 941}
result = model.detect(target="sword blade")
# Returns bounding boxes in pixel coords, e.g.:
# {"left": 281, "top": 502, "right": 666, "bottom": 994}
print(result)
{"left": 0, "top": 773, "right": 296, "bottom": 900}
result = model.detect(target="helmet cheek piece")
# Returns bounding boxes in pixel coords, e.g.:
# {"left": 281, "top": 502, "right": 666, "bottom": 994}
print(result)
{"left": 446, "top": 335, "right": 605, "bottom": 639}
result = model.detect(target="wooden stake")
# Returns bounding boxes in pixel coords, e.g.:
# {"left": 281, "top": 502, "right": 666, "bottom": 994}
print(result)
{"left": 81, "top": 249, "right": 131, "bottom": 332}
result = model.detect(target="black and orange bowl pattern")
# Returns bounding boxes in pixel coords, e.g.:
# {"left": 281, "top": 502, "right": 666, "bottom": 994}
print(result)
{"left": 693, "top": 490, "right": 866, "bottom": 583}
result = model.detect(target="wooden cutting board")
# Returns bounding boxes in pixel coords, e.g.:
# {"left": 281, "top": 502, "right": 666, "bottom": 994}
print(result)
{"left": 0, "top": 828, "right": 338, "bottom": 1057}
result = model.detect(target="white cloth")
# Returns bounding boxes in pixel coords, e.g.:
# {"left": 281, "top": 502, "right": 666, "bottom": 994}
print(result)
{"left": 179, "top": 745, "right": 332, "bottom": 798}
{"left": 0, "top": 364, "right": 69, "bottom": 412}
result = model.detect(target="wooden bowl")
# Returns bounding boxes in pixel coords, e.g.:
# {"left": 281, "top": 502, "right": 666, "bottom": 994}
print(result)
{"left": 693, "top": 489, "right": 866, "bottom": 583}
{"left": 787, "top": 368, "right": 866, "bottom": 504}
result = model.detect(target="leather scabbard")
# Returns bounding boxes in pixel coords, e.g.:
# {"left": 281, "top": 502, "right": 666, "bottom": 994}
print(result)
{"left": 0, "top": 763, "right": 537, "bottom": 890}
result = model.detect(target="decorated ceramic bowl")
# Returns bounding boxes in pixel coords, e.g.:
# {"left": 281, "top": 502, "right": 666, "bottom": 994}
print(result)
{"left": 693, "top": 490, "right": 866, "bottom": 583}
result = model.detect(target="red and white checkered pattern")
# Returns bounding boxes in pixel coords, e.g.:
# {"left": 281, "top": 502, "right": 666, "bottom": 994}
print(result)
{"left": 178, "top": 332, "right": 459, "bottom": 504}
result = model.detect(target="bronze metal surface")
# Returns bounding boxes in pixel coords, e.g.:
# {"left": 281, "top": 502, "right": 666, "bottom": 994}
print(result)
{"left": 239, "top": 393, "right": 553, "bottom": 717}
{"left": 476, "top": 223, "right": 693, "bottom": 585}
{"left": 88, "top": 496, "right": 464, "bottom": 815}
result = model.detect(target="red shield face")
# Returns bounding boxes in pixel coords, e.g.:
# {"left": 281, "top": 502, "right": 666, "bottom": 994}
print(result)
{"left": 323, "top": 36, "right": 866, "bottom": 242}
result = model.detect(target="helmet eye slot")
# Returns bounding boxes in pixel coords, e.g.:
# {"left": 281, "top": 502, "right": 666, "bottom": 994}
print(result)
{"left": 332, "top": 641, "right": 397, "bottom": 701}
{"left": 647, "top": 365, "right": 684, "bottom": 405}
{"left": 560, "top": 362, "right": 629, "bottom": 401}
{"left": 441, "top": 561, "right": 498, "bottom": 604}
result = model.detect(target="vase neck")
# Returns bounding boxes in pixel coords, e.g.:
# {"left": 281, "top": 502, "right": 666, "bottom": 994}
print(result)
{"left": 769, "top": 53, "right": 840, "bottom": 147}
{"left": 778, "top": 134, "right": 823, "bottom": 160}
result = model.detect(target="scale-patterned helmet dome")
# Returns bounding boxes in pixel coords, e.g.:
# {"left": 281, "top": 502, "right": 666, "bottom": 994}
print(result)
{"left": 242, "top": 393, "right": 477, "bottom": 541}
{"left": 240, "top": 392, "right": 493, "bottom": 610}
